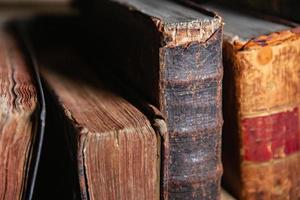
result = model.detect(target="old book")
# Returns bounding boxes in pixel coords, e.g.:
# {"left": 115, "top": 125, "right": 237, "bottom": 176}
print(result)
{"left": 82, "top": 0, "right": 224, "bottom": 199}
{"left": 22, "top": 17, "right": 161, "bottom": 200}
{"left": 183, "top": 1, "right": 300, "bottom": 199}
{"left": 0, "top": 23, "right": 44, "bottom": 199}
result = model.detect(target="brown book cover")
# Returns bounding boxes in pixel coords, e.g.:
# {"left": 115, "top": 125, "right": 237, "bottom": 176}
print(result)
{"left": 81, "top": 0, "right": 224, "bottom": 199}
{"left": 183, "top": 1, "right": 300, "bottom": 199}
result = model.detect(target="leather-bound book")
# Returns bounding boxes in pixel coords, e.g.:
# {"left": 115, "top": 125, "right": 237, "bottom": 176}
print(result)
{"left": 82, "top": 0, "right": 224, "bottom": 199}
{"left": 182, "top": 1, "right": 300, "bottom": 199}
{"left": 23, "top": 17, "right": 161, "bottom": 200}
{"left": 0, "top": 23, "right": 44, "bottom": 199}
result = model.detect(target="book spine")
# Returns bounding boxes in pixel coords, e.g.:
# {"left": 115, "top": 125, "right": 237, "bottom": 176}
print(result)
{"left": 223, "top": 30, "right": 300, "bottom": 199}
{"left": 160, "top": 26, "right": 223, "bottom": 199}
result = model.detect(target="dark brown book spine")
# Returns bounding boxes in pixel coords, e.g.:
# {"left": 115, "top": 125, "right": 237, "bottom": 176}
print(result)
{"left": 161, "top": 28, "right": 223, "bottom": 199}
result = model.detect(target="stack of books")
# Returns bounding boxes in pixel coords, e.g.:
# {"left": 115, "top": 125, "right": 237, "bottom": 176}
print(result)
{"left": 0, "top": 0, "right": 299, "bottom": 199}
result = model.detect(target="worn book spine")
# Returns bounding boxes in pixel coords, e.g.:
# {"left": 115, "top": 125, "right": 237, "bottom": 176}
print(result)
{"left": 160, "top": 27, "right": 223, "bottom": 200}
{"left": 222, "top": 29, "right": 300, "bottom": 199}
{"left": 83, "top": 1, "right": 224, "bottom": 198}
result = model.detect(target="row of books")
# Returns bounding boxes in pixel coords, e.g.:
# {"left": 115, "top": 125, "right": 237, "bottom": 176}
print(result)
{"left": 0, "top": 0, "right": 299, "bottom": 199}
